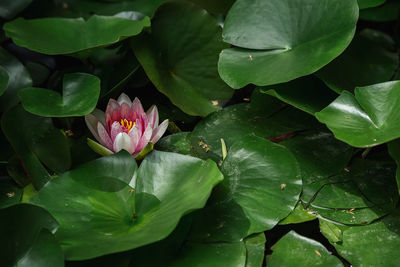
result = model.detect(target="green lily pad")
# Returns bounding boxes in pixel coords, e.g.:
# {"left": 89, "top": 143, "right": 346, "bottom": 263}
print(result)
{"left": 360, "top": 0, "right": 400, "bottom": 21}
{"left": 316, "top": 29, "right": 398, "bottom": 93}
{"left": 261, "top": 76, "right": 338, "bottom": 115}
{"left": 267, "top": 231, "right": 343, "bottom": 266}
{"left": 0, "top": 47, "right": 32, "bottom": 112}
{"left": 132, "top": 1, "right": 234, "bottom": 116}
{"left": 333, "top": 208, "right": 400, "bottom": 266}
{"left": 244, "top": 233, "right": 266, "bottom": 267}
{"left": 218, "top": 0, "right": 358, "bottom": 88}
{"left": 190, "top": 135, "right": 302, "bottom": 241}
{"left": 190, "top": 89, "right": 319, "bottom": 163}
{"left": 0, "top": 177, "right": 22, "bottom": 209}
{"left": 19, "top": 73, "right": 100, "bottom": 117}
{"left": 30, "top": 150, "right": 223, "bottom": 260}
{"left": 319, "top": 219, "right": 343, "bottom": 243}
{"left": 388, "top": 139, "right": 400, "bottom": 194}
{"left": 0, "top": 204, "right": 62, "bottom": 267}
{"left": 358, "top": 0, "right": 386, "bottom": 9}
{"left": 316, "top": 81, "right": 400, "bottom": 147}
{"left": 4, "top": 14, "right": 150, "bottom": 55}
{"left": 279, "top": 203, "right": 317, "bottom": 225}
{"left": 156, "top": 132, "right": 192, "bottom": 155}
{"left": 1, "top": 105, "right": 70, "bottom": 190}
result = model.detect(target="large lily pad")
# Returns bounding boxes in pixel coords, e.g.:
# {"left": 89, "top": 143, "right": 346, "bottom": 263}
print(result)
{"left": 360, "top": 0, "right": 400, "bottom": 21}
{"left": 30, "top": 151, "right": 223, "bottom": 260}
{"left": 316, "top": 81, "right": 400, "bottom": 147}
{"left": 388, "top": 139, "right": 400, "bottom": 193}
{"left": 4, "top": 14, "right": 150, "bottom": 55}
{"left": 267, "top": 231, "right": 343, "bottom": 266}
{"left": 19, "top": 73, "right": 100, "bottom": 117}
{"left": 190, "top": 135, "right": 302, "bottom": 241}
{"left": 0, "top": 47, "right": 32, "bottom": 112}
{"left": 1, "top": 105, "right": 70, "bottom": 190}
{"left": 0, "top": 66, "right": 9, "bottom": 97}
{"left": 132, "top": 1, "right": 234, "bottom": 116}
{"left": 358, "top": 0, "right": 386, "bottom": 9}
{"left": 333, "top": 208, "right": 400, "bottom": 266}
{"left": 218, "top": 0, "right": 358, "bottom": 88}
{"left": 316, "top": 29, "right": 398, "bottom": 93}
{"left": 0, "top": 204, "right": 63, "bottom": 267}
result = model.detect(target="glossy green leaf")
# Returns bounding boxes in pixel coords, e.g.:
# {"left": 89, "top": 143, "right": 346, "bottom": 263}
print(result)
{"left": 267, "top": 231, "right": 343, "bottom": 266}
{"left": 190, "top": 135, "right": 302, "bottom": 241}
{"left": 0, "top": 47, "right": 32, "bottom": 112}
{"left": 132, "top": 1, "right": 234, "bottom": 116}
{"left": 360, "top": 0, "right": 400, "bottom": 21}
{"left": 0, "top": 177, "right": 22, "bottom": 209}
{"left": 358, "top": 0, "right": 386, "bottom": 9}
{"left": 279, "top": 203, "right": 317, "bottom": 225}
{"left": 190, "top": 89, "right": 319, "bottom": 162}
{"left": 388, "top": 139, "right": 400, "bottom": 194}
{"left": 317, "top": 29, "right": 398, "bottom": 93}
{"left": 0, "top": 0, "right": 32, "bottom": 19}
{"left": 0, "top": 204, "right": 60, "bottom": 267}
{"left": 319, "top": 219, "right": 343, "bottom": 243}
{"left": 156, "top": 132, "right": 192, "bottom": 155}
{"left": 1, "top": 106, "right": 70, "bottom": 189}
{"left": 244, "top": 233, "right": 266, "bottom": 267}
{"left": 19, "top": 73, "right": 100, "bottom": 117}
{"left": 334, "top": 208, "right": 400, "bottom": 266}
{"left": 0, "top": 66, "right": 9, "bottom": 97}
{"left": 316, "top": 81, "right": 400, "bottom": 147}
{"left": 4, "top": 15, "right": 150, "bottom": 55}
{"left": 303, "top": 159, "right": 398, "bottom": 225}
{"left": 218, "top": 0, "right": 358, "bottom": 88}
{"left": 30, "top": 151, "right": 223, "bottom": 260}
{"left": 188, "top": 0, "right": 235, "bottom": 14}
{"left": 261, "top": 76, "right": 338, "bottom": 115}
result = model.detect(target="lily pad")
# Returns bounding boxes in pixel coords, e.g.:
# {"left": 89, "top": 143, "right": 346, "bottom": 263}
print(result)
{"left": 0, "top": 177, "right": 23, "bottom": 209}
{"left": 132, "top": 1, "right": 234, "bottom": 116}
{"left": 360, "top": 0, "right": 400, "bottom": 21}
{"left": 0, "top": 66, "right": 9, "bottom": 97}
{"left": 19, "top": 73, "right": 100, "bottom": 117}
{"left": 244, "top": 233, "right": 266, "bottom": 267}
{"left": 358, "top": 0, "right": 386, "bottom": 9}
{"left": 316, "top": 29, "right": 398, "bottom": 93}
{"left": 1, "top": 105, "right": 70, "bottom": 190}
{"left": 0, "top": 0, "right": 32, "bottom": 19}
{"left": 218, "top": 0, "right": 358, "bottom": 88}
{"left": 4, "top": 14, "right": 150, "bottom": 55}
{"left": 333, "top": 208, "right": 400, "bottom": 266}
{"left": 0, "top": 204, "right": 62, "bottom": 267}
{"left": 190, "top": 135, "right": 302, "bottom": 241}
{"left": 388, "top": 139, "right": 400, "bottom": 194}
{"left": 316, "top": 81, "right": 400, "bottom": 147}
{"left": 0, "top": 47, "right": 32, "bottom": 112}
{"left": 156, "top": 132, "right": 192, "bottom": 155}
{"left": 30, "top": 150, "right": 223, "bottom": 260}
{"left": 267, "top": 231, "right": 343, "bottom": 266}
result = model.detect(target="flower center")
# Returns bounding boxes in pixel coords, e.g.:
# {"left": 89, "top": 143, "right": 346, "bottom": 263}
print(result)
{"left": 119, "top": 118, "right": 135, "bottom": 132}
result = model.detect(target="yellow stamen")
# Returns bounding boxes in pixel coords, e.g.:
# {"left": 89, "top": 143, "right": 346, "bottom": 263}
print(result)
{"left": 119, "top": 118, "right": 135, "bottom": 131}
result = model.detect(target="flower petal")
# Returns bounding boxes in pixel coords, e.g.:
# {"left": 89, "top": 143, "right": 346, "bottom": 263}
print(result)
{"left": 132, "top": 97, "right": 145, "bottom": 117}
{"left": 105, "top": 99, "right": 120, "bottom": 131}
{"left": 85, "top": 114, "right": 101, "bottom": 142}
{"left": 135, "top": 124, "right": 153, "bottom": 152}
{"left": 97, "top": 122, "right": 113, "bottom": 150}
{"left": 129, "top": 126, "right": 140, "bottom": 151}
{"left": 117, "top": 93, "right": 132, "bottom": 106}
{"left": 92, "top": 108, "right": 105, "bottom": 125}
{"left": 113, "top": 132, "right": 135, "bottom": 154}
{"left": 150, "top": 119, "right": 169, "bottom": 144}
{"left": 110, "top": 121, "right": 124, "bottom": 142}
{"left": 146, "top": 105, "right": 159, "bottom": 130}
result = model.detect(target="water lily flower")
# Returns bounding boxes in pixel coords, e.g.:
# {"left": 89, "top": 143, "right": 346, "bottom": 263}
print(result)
{"left": 85, "top": 93, "right": 168, "bottom": 157}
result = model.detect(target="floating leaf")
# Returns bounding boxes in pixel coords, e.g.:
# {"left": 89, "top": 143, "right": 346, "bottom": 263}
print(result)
{"left": 0, "top": 178, "right": 22, "bottom": 209}
{"left": 132, "top": 1, "right": 234, "bottom": 116}
{"left": 267, "top": 231, "right": 343, "bottom": 266}
{"left": 360, "top": 0, "right": 400, "bottom": 21}
{"left": 4, "top": 15, "right": 150, "bottom": 55}
{"left": 358, "top": 0, "right": 386, "bottom": 9}
{"left": 319, "top": 219, "right": 343, "bottom": 243}
{"left": 218, "top": 0, "right": 358, "bottom": 88}
{"left": 245, "top": 233, "right": 266, "bottom": 267}
{"left": 30, "top": 151, "right": 223, "bottom": 260}
{"left": 316, "top": 81, "right": 400, "bottom": 147}
{"left": 156, "top": 132, "right": 192, "bottom": 155}
{"left": 317, "top": 29, "right": 398, "bottom": 93}
{"left": 0, "top": 66, "right": 9, "bottom": 97}
{"left": 0, "top": 0, "right": 32, "bottom": 19}
{"left": 19, "top": 73, "right": 100, "bottom": 117}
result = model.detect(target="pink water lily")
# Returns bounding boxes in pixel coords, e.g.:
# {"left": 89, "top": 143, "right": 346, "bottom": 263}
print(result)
{"left": 85, "top": 93, "right": 168, "bottom": 157}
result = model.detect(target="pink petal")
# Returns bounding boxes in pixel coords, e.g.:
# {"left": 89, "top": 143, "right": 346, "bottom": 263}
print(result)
{"left": 105, "top": 99, "right": 120, "bottom": 131}
{"left": 135, "top": 124, "right": 153, "bottom": 152}
{"left": 117, "top": 93, "right": 132, "bottom": 106}
{"left": 132, "top": 97, "right": 145, "bottom": 117}
{"left": 110, "top": 121, "right": 125, "bottom": 142}
{"left": 113, "top": 132, "right": 135, "bottom": 154}
{"left": 129, "top": 126, "right": 140, "bottom": 151}
{"left": 97, "top": 122, "right": 113, "bottom": 150}
{"left": 150, "top": 119, "right": 169, "bottom": 144}
{"left": 119, "top": 102, "right": 131, "bottom": 120}
{"left": 146, "top": 105, "right": 159, "bottom": 130}
{"left": 85, "top": 114, "right": 101, "bottom": 142}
